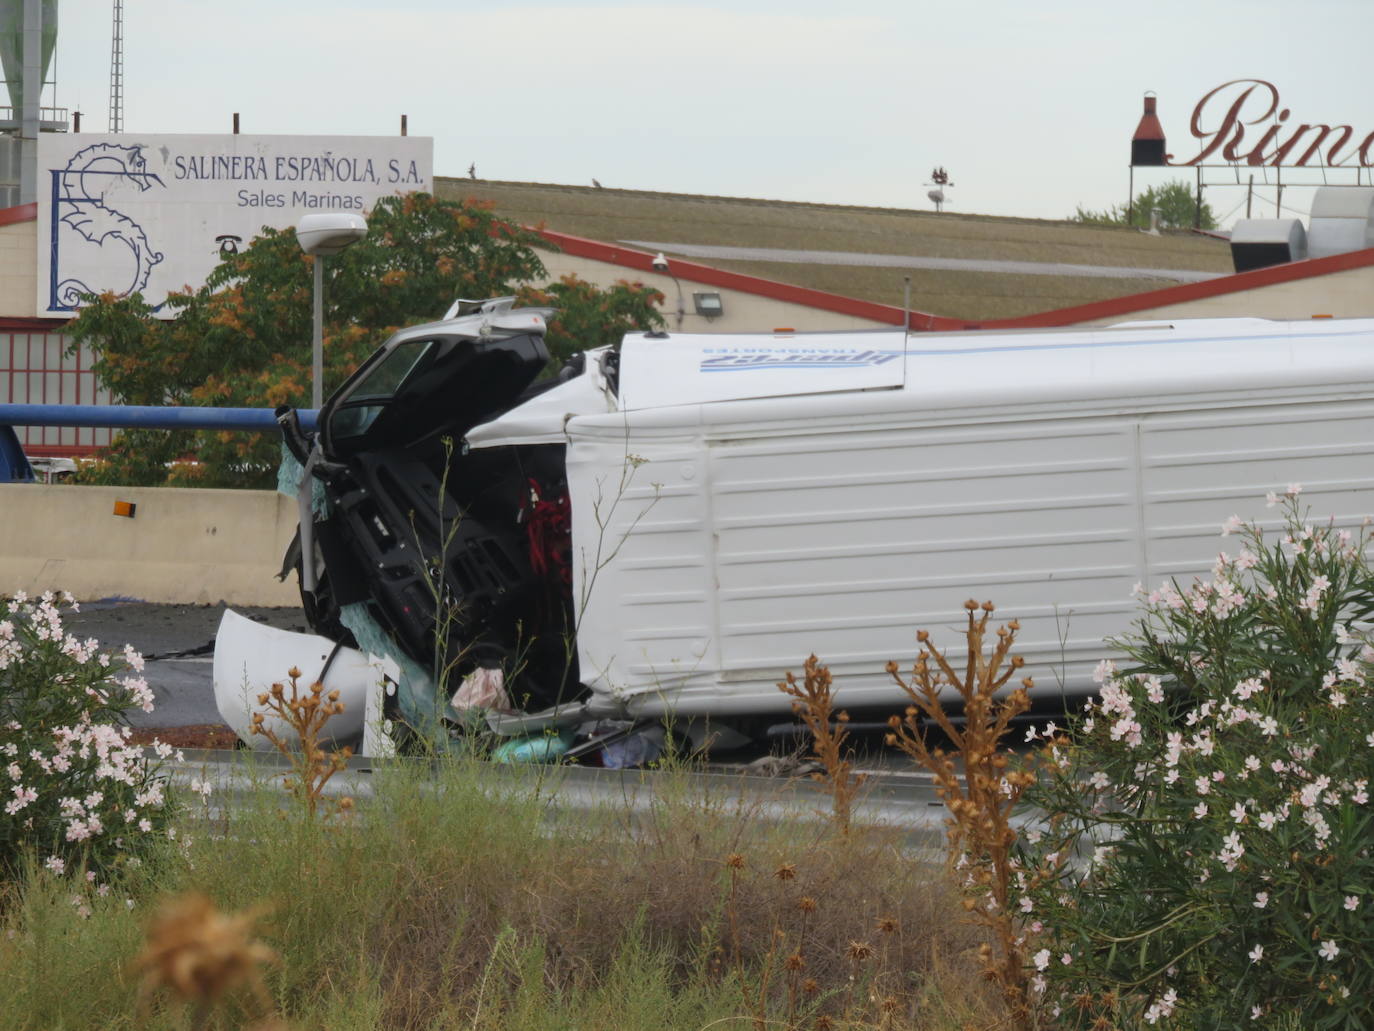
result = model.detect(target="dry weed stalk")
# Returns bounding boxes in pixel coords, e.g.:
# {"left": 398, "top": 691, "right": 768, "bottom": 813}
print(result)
{"left": 250, "top": 666, "right": 354, "bottom": 820}
{"left": 722, "top": 852, "right": 896, "bottom": 1031}
{"left": 885, "top": 600, "right": 1036, "bottom": 1029}
{"left": 132, "top": 891, "right": 277, "bottom": 1030}
{"left": 722, "top": 852, "right": 775, "bottom": 1031}
{"left": 777, "top": 655, "right": 867, "bottom": 836}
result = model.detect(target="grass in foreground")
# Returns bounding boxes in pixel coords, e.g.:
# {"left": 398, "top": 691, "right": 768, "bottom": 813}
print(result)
{"left": 0, "top": 757, "right": 1003, "bottom": 1031}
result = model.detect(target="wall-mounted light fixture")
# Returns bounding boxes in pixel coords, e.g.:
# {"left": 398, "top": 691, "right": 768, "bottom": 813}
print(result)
{"left": 693, "top": 292, "right": 723, "bottom": 319}
{"left": 651, "top": 252, "right": 685, "bottom": 330}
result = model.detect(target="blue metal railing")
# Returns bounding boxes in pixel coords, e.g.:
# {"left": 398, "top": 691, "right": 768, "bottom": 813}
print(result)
{"left": 0, "top": 404, "right": 318, "bottom": 433}
{"left": 0, "top": 404, "right": 318, "bottom": 482}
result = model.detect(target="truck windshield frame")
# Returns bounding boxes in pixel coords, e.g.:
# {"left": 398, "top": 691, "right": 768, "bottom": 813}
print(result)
{"left": 326, "top": 338, "right": 435, "bottom": 443}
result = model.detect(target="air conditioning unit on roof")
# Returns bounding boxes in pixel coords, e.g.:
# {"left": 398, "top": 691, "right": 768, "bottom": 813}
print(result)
{"left": 1229, "top": 218, "right": 1308, "bottom": 273}
{"left": 1307, "top": 186, "right": 1374, "bottom": 260}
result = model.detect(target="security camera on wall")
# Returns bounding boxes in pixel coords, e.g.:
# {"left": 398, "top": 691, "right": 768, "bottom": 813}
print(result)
{"left": 651, "top": 252, "right": 670, "bottom": 273}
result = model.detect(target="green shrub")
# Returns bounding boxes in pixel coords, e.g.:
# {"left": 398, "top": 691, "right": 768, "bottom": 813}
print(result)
{"left": 1016, "top": 489, "right": 1374, "bottom": 1028}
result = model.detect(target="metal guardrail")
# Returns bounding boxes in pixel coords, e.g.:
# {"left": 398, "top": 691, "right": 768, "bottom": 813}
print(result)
{"left": 164, "top": 749, "right": 954, "bottom": 854}
{"left": 0, "top": 403, "right": 318, "bottom": 481}
{"left": 0, "top": 105, "right": 68, "bottom": 132}
{"left": 0, "top": 404, "right": 318, "bottom": 433}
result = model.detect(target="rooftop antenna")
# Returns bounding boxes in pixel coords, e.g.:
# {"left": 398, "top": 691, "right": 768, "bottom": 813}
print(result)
{"left": 108, "top": 0, "right": 123, "bottom": 132}
{"left": 925, "top": 166, "right": 954, "bottom": 212}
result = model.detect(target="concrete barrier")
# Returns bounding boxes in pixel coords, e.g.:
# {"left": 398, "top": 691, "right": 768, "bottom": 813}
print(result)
{"left": 0, "top": 484, "right": 301, "bottom": 605}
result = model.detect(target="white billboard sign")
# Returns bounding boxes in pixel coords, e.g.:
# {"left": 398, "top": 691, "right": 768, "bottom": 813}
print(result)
{"left": 35, "top": 133, "right": 433, "bottom": 319}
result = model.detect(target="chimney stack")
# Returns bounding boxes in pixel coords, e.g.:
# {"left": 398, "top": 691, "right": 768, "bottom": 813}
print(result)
{"left": 1131, "top": 92, "right": 1168, "bottom": 166}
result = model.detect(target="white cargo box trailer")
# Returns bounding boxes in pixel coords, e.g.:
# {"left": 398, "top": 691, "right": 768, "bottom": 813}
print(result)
{"left": 468, "top": 315, "right": 1374, "bottom": 717}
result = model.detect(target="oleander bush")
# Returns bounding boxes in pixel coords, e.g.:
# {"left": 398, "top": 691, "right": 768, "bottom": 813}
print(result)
{"left": 0, "top": 591, "right": 178, "bottom": 889}
{"left": 1015, "top": 488, "right": 1374, "bottom": 1029}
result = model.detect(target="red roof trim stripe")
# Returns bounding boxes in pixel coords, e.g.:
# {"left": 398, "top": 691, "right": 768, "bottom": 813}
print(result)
{"left": 978, "top": 248, "right": 1374, "bottom": 329}
{"left": 540, "top": 227, "right": 1374, "bottom": 333}
{"left": 0, "top": 202, "right": 37, "bottom": 227}
{"left": 536, "top": 228, "right": 968, "bottom": 331}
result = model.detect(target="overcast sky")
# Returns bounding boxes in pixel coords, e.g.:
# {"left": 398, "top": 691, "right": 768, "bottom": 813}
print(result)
{"left": 46, "top": 0, "right": 1374, "bottom": 227}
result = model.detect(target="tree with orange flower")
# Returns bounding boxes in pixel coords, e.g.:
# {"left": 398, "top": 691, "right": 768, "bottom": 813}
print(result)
{"left": 68, "top": 192, "right": 663, "bottom": 487}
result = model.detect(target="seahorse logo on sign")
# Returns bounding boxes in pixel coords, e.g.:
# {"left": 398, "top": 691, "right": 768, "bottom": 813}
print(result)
{"left": 49, "top": 143, "right": 166, "bottom": 311}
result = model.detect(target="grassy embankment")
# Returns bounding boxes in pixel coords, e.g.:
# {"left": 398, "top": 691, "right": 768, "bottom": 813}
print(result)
{"left": 0, "top": 755, "right": 1005, "bottom": 1031}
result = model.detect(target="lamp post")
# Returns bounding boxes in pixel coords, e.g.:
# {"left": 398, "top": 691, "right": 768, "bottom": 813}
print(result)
{"left": 295, "top": 213, "right": 368, "bottom": 409}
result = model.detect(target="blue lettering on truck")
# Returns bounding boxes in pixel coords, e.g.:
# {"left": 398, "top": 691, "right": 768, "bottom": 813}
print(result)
{"left": 700, "top": 349, "right": 903, "bottom": 371}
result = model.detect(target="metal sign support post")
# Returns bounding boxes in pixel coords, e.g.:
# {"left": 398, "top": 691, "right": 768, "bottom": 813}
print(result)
{"left": 312, "top": 255, "right": 324, "bottom": 410}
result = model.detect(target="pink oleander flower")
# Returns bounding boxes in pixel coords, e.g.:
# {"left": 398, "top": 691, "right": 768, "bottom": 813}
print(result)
{"left": 1145, "top": 675, "right": 1165, "bottom": 703}
{"left": 1143, "top": 988, "right": 1178, "bottom": 1024}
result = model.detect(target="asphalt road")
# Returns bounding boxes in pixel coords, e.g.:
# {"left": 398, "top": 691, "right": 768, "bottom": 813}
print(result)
{"left": 65, "top": 599, "right": 308, "bottom": 729}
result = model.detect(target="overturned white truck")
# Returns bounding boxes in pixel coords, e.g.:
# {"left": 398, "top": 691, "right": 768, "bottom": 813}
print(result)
{"left": 215, "top": 298, "right": 1374, "bottom": 749}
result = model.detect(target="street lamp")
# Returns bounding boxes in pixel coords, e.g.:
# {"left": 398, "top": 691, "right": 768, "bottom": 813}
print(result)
{"left": 295, "top": 212, "right": 368, "bottom": 409}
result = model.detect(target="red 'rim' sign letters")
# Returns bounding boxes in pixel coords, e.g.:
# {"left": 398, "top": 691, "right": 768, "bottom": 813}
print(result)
{"left": 1177, "top": 79, "right": 1374, "bottom": 168}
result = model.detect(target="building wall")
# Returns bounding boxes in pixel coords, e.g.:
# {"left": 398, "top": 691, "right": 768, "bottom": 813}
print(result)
{"left": 537, "top": 249, "right": 892, "bottom": 333}
{"left": 0, "top": 218, "right": 37, "bottom": 318}
{"left": 1076, "top": 263, "right": 1374, "bottom": 326}
{"left": 2, "top": 212, "right": 1371, "bottom": 457}
{"left": 0, "top": 215, "right": 114, "bottom": 452}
